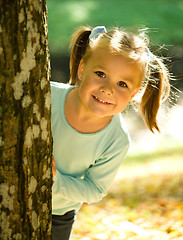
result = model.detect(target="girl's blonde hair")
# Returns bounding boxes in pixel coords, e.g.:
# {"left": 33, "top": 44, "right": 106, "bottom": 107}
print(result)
{"left": 69, "top": 26, "right": 170, "bottom": 133}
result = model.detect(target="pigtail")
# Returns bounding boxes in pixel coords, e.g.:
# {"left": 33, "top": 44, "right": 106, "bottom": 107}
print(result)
{"left": 139, "top": 56, "right": 170, "bottom": 133}
{"left": 69, "top": 26, "right": 92, "bottom": 85}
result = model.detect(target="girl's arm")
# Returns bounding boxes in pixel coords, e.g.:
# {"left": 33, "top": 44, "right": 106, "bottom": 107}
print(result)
{"left": 52, "top": 142, "right": 129, "bottom": 204}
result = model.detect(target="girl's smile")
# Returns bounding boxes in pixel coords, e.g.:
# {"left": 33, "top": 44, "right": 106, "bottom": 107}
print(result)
{"left": 92, "top": 95, "right": 114, "bottom": 105}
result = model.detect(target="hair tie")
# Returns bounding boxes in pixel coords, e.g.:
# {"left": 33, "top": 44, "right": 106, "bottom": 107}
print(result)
{"left": 145, "top": 46, "right": 153, "bottom": 61}
{"left": 89, "top": 26, "right": 107, "bottom": 42}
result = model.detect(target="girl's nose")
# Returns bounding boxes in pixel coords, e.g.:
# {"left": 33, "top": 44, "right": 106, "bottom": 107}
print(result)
{"left": 100, "top": 83, "right": 113, "bottom": 96}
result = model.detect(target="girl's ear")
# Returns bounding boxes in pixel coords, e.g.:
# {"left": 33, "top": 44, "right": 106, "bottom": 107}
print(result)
{"left": 77, "top": 60, "right": 85, "bottom": 81}
{"left": 130, "top": 87, "right": 140, "bottom": 100}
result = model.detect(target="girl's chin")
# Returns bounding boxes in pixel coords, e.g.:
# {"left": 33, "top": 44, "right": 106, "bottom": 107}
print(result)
{"left": 88, "top": 108, "right": 114, "bottom": 119}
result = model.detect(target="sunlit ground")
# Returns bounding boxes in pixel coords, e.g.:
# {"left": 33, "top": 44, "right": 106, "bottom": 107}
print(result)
{"left": 72, "top": 98, "right": 183, "bottom": 240}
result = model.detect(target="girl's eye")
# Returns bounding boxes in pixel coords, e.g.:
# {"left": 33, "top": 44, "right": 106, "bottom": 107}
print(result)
{"left": 117, "top": 81, "right": 128, "bottom": 88}
{"left": 95, "top": 71, "right": 106, "bottom": 78}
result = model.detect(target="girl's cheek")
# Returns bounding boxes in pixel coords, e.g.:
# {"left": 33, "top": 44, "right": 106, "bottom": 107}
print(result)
{"left": 119, "top": 88, "right": 132, "bottom": 97}
{"left": 117, "top": 92, "right": 132, "bottom": 103}
{"left": 116, "top": 90, "right": 127, "bottom": 99}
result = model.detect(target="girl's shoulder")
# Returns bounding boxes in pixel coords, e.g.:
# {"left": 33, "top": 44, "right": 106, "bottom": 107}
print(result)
{"left": 50, "top": 81, "right": 72, "bottom": 90}
{"left": 50, "top": 81, "right": 74, "bottom": 99}
{"left": 111, "top": 113, "right": 131, "bottom": 144}
{"left": 50, "top": 81, "right": 74, "bottom": 112}
{"left": 116, "top": 113, "right": 129, "bottom": 134}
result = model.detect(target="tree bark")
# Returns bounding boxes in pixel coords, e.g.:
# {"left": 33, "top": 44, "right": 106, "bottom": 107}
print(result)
{"left": 0, "top": 1, "right": 52, "bottom": 239}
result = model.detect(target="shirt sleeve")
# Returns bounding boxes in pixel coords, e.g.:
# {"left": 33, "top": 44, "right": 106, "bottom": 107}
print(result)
{"left": 52, "top": 140, "right": 130, "bottom": 204}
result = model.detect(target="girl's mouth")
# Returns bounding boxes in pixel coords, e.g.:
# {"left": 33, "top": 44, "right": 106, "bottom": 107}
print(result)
{"left": 92, "top": 95, "right": 112, "bottom": 105}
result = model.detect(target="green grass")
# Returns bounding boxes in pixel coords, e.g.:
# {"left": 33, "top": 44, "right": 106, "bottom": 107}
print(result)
{"left": 47, "top": 0, "right": 183, "bottom": 54}
{"left": 124, "top": 146, "right": 183, "bottom": 166}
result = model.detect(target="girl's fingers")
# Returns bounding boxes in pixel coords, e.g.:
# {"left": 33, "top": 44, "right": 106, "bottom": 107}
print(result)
{"left": 52, "top": 155, "right": 56, "bottom": 178}
{"left": 52, "top": 166, "right": 56, "bottom": 176}
{"left": 52, "top": 155, "right": 56, "bottom": 167}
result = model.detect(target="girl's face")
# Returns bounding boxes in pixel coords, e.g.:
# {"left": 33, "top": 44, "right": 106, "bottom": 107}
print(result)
{"left": 77, "top": 48, "right": 143, "bottom": 119}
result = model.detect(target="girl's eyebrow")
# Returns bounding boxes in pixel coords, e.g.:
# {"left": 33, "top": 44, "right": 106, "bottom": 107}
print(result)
{"left": 93, "top": 65, "right": 106, "bottom": 70}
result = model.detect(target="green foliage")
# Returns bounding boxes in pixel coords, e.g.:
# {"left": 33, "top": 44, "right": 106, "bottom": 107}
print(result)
{"left": 47, "top": 0, "right": 183, "bottom": 54}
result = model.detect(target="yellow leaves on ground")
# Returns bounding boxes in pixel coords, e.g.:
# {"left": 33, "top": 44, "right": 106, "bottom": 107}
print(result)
{"left": 72, "top": 154, "right": 183, "bottom": 240}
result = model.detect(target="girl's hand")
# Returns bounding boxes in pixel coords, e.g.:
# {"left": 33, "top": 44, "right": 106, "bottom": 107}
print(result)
{"left": 52, "top": 155, "right": 56, "bottom": 184}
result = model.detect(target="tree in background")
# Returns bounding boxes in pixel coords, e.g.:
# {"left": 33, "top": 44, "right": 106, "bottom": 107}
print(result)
{"left": 0, "top": 1, "right": 52, "bottom": 239}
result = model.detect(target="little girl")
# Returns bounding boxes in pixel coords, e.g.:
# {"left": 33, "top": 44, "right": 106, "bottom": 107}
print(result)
{"left": 51, "top": 26, "right": 170, "bottom": 240}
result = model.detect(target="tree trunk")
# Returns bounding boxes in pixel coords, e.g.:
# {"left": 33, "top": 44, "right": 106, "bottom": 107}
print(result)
{"left": 0, "top": 1, "right": 52, "bottom": 239}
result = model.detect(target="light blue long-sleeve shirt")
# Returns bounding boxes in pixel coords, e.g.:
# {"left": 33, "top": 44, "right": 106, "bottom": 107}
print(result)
{"left": 51, "top": 81, "right": 130, "bottom": 215}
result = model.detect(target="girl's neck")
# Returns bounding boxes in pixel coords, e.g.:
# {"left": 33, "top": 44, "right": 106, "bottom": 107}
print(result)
{"left": 65, "top": 88, "right": 112, "bottom": 134}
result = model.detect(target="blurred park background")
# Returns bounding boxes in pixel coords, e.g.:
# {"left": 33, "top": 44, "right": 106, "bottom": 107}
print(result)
{"left": 47, "top": 0, "right": 183, "bottom": 239}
